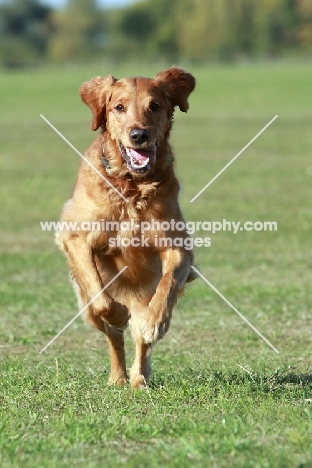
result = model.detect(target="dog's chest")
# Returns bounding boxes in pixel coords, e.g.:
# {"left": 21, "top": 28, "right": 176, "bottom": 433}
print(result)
{"left": 91, "top": 221, "right": 165, "bottom": 255}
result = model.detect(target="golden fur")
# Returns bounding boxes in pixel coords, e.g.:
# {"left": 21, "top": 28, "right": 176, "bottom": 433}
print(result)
{"left": 56, "top": 67, "right": 197, "bottom": 388}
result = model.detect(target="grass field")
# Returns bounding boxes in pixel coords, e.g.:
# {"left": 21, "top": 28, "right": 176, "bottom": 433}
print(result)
{"left": 0, "top": 62, "right": 311, "bottom": 467}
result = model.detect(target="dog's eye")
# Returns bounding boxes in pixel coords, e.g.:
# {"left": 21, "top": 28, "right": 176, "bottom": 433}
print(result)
{"left": 115, "top": 104, "right": 124, "bottom": 112}
{"left": 150, "top": 102, "right": 160, "bottom": 112}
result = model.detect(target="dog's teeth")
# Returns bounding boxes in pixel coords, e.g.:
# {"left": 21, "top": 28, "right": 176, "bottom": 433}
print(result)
{"left": 130, "top": 155, "right": 149, "bottom": 168}
{"left": 123, "top": 147, "right": 150, "bottom": 170}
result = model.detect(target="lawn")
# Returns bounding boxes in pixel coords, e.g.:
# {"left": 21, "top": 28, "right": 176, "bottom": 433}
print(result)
{"left": 0, "top": 62, "right": 311, "bottom": 467}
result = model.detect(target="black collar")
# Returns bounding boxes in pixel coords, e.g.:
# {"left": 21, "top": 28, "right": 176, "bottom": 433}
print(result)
{"left": 101, "top": 148, "right": 111, "bottom": 170}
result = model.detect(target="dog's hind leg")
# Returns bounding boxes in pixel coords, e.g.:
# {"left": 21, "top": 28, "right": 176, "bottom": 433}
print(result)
{"left": 73, "top": 278, "right": 128, "bottom": 386}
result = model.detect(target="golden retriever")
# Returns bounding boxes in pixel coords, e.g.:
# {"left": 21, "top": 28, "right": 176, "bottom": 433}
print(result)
{"left": 56, "top": 67, "right": 197, "bottom": 388}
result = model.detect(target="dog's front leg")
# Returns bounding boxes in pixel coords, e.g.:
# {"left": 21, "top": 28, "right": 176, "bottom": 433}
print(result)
{"left": 140, "top": 248, "right": 191, "bottom": 344}
{"left": 57, "top": 233, "right": 129, "bottom": 329}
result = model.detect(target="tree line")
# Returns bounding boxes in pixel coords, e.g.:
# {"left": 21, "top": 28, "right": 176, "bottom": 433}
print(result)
{"left": 0, "top": 0, "right": 311, "bottom": 68}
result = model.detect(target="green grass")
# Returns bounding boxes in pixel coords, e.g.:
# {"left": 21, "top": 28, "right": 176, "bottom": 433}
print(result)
{"left": 1, "top": 62, "right": 312, "bottom": 467}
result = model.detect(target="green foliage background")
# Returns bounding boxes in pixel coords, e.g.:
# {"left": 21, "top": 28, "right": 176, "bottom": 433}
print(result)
{"left": 0, "top": 0, "right": 312, "bottom": 67}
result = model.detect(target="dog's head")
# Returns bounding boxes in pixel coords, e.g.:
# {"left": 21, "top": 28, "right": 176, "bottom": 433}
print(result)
{"left": 80, "top": 68, "right": 195, "bottom": 178}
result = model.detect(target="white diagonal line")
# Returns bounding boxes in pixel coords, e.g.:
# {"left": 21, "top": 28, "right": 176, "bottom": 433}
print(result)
{"left": 191, "top": 266, "right": 279, "bottom": 354}
{"left": 190, "top": 115, "right": 278, "bottom": 202}
{"left": 39, "top": 266, "right": 128, "bottom": 354}
{"left": 40, "top": 114, "right": 128, "bottom": 203}
{"left": 237, "top": 364, "right": 253, "bottom": 375}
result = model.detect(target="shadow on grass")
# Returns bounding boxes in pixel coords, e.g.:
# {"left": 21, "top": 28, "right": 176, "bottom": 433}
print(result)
{"left": 149, "top": 365, "right": 312, "bottom": 393}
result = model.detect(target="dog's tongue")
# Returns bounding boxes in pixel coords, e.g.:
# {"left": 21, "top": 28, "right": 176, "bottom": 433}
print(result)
{"left": 129, "top": 148, "right": 151, "bottom": 165}
{"left": 125, "top": 146, "right": 156, "bottom": 169}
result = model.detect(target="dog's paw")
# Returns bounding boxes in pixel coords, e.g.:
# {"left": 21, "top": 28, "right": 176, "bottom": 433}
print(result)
{"left": 140, "top": 316, "right": 169, "bottom": 344}
{"left": 130, "top": 374, "right": 148, "bottom": 390}
{"left": 108, "top": 373, "right": 128, "bottom": 386}
{"left": 99, "top": 302, "right": 130, "bottom": 330}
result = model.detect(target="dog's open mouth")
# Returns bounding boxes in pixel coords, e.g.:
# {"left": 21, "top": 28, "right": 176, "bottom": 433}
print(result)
{"left": 119, "top": 142, "right": 156, "bottom": 174}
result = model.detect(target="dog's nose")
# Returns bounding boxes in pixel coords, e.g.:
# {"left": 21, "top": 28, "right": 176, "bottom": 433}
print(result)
{"left": 129, "top": 128, "right": 150, "bottom": 144}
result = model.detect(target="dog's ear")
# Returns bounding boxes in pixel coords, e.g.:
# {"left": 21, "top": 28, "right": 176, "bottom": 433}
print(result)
{"left": 80, "top": 75, "right": 116, "bottom": 131}
{"left": 154, "top": 67, "right": 195, "bottom": 112}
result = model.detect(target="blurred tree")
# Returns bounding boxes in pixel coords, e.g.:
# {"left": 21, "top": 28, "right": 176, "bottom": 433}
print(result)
{"left": 252, "top": 0, "right": 297, "bottom": 57}
{"left": 145, "top": 0, "right": 180, "bottom": 60}
{"left": 105, "top": 0, "right": 180, "bottom": 62}
{"left": 296, "top": 0, "right": 312, "bottom": 48}
{"left": 176, "top": 0, "right": 299, "bottom": 61}
{"left": 118, "top": 3, "right": 154, "bottom": 40}
{"left": 48, "top": 0, "right": 106, "bottom": 62}
{"left": 0, "top": 0, "right": 52, "bottom": 68}
{"left": 176, "top": 0, "right": 241, "bottom": 61}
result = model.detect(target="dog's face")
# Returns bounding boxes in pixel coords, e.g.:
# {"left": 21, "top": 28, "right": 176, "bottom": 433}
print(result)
{"left": 80, "top": 68, "right": 195, "bottom": 178}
